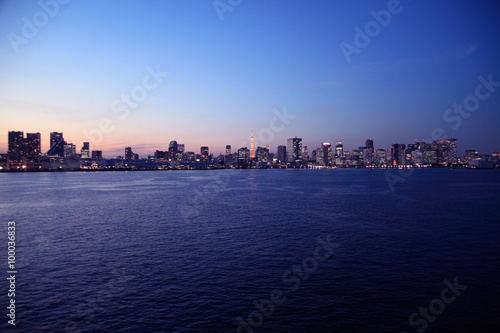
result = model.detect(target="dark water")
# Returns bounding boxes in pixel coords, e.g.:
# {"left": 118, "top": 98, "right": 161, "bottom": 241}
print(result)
{"left": 0, "top": 169, "right": 499, "bottom": 332}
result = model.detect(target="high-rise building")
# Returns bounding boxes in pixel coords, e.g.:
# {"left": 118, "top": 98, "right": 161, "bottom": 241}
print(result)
{"left": 390, "top": 144, "right": 406, "bottom": 166}
{"left": 225, "top": 145, "right": 231, "bottom": 156}
{"left": 287, "top": 137, "right": 302, "bottom": 164}
{"left": 176, "top": 144, "right": 185, "bottom": 161}
{"left": 125, "top": 147, "right": 134, "bottom": 160}
{"left": 8, "top": 131, "right": 25, "bottom": 156}
{"left": 411, "top": 149, "right": 424, "bottom": 166}
{"left": 363, "top": 147, "right": 373, "bottom": 165}
{"left": 25, "top": 133, "right": 41, "bottom": 156}
{"left": 437, "top": 139, "right": 458, "bottom": 165}
{"left": 419, "top": 142, "right": 438, "bottom": 165}
{"left": 464, "top": 150, "right": 478, "bottom": 164}
{"left": 256, "top": 146, "right": 269, "bottom": 163}
{"left": 277, "top": 145, "right": 287, "bottom": 164}
{"left": 81, "top": 142, "right": 90, "bottom": 159}
{"left": 250, "top": 131, "right": 254, "bottom": 159}
{"left": 91, "top": 150, "right": 102, "bottom": 160}
{"left": 365, "top": 139, "right": 374, "bottom": 150}
{"left": 63, "top": 144, "right": 76, "bottom": 158}
{"left": 335, "top": 141, "right": 343, "bottom": 157}
{"left": 48, "top": 132, "right": 65, "bottom": 157}
{"left": 302, "top": 145, "right": 309, "bottom": 161}
{"left": 375, "top": 149, "right": 386, "bottom": 166}
{"left": 238, "top": 147, "right": 250, "bottom": 165}
{"left": 200, "top": 146, "right": 209, "bottom": 162}
{"left": 168, "top": 141, "right": 178, "bottom": 159}
{"left": 317, "top": 142, "right": 332, "bottom": 166}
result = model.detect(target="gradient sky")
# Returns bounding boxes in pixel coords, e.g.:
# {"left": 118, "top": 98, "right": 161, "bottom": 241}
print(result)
{"left": 1, "top": 0, "right": 499, "bottom": 157}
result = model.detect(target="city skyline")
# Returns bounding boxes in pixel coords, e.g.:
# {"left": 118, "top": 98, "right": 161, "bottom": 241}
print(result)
{"left": 1, "top": 1, "right": 500, "bottom": 156}
{"left": 4, "top": 128, "right": 496, "bottom": 160}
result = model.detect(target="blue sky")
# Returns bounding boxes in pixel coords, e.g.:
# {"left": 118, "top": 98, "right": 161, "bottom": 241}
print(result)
{"left": 1, "top": 0, "right": 499, "bottom": 157}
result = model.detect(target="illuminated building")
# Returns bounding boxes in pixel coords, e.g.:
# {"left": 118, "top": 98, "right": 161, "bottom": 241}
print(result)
{"left": 375, "top": 149, "right": 386, "bottom": 166}
{"left": 363, "top": 147, "right": 373, "bottom": 165}
{"left": 48, "top": 132, "right": 65, "bottom": 157}
{"left": 168, "top": 141, "right": 178, "bottom": 159}
{"left": 200, "top": 146, "right": 209, "bottom": 162}
{"left": 8, "top": 131, "right": 25, "bottom": 157}
{"left": 63, "top": 144, "right": 76, "bottom": 158}
{"left": 81, "top": 142, "right": 90, "bottom": 159}
{"left": 317, "top": 142, "right": 332, "bottom": 166}
{"left": 335, "top": 141, "right": 343, "bottom": 158}
{"left": 287, "top": 137, "right": 302, "bottom": 164}
{"left": 437, "top": 139, "right": 458, "bottom": 165}
{"left": 250, "top": 131, "right": 254, "bottom": 159}
{"left": 26, "top": 133, "right": 41, "bottom": 156}
{"left": 302, "top": 145, "right": 309, "bottom": 161}
{"left": 91, "top": 150, "right": 102, "bottom": 160}
{"left": 365, "top": 139, "right": 374, "bottom": 150}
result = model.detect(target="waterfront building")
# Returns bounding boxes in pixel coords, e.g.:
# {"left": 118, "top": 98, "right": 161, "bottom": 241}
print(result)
{"left": 287, "top": 137, "right": 302, "bottom": 164}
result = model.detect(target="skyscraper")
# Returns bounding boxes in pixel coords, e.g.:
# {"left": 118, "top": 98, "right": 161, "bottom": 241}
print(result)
{"left": 238, "top": 147, "right": 250, "bottom": 166}
{"left": 91, "top": 150, "right": 102, "bottom": 160}
{"left": 125, "top": 147, "right": 134, "bottom": 160}
{"left": 225, "top": 145, "right": 231, "bottom": 156}
{"left": 375, "top": 149, "right": 386, "bottom": 166}
{"left": 287, "top": 137, "right": 302, "bottom": 164}
{"left": 437, "top": 139, "right": 458, "bottom": 165}
{"left": 390, "top": 144, "right": 406, "bottom": 166}
{"left": 277, "top": 145, "right": 287, "bottom": 164}
{"left": 63, "top": 144, "right": 76, "bottom": 158}
{"left": 81, "top": 142, "right": 90, "bottom": 159}
{"left": 8, "top": 131, "right": 25, "bottom": 156}
{"left": 176, "top": 144, "right": 185, "bottom": 161}
{"left": 25, "top": 133, "right": 41, "bottom": 156}
{"left": 49, "top": 132, "right": 65, "bottom": 157}
{"left": 335, "top": 141, "right": 343, "bottom": 157}
{"left": 363, "top": 147, "right": 373, "bottom": 165}
{"left": 250, "top": 131, "right": 254, "bottom": 159}
{"left": 302, "top": 145, "right": 309, "bottom": 161}
{"left": 365, "top": 139, "right": 374, "bottom": 150}
{"left": 317, "top": 142, "right": 332, "bottom": 166}
{"left": 168, "top": 141, "right": 178, "bottom": 159}
{"left": 200, "top": 146, "right": 209, "bottom": 162}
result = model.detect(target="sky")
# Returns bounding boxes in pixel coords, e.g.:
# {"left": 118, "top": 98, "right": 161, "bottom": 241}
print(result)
{"left": 0, "top": 0, "right": 499, "bottom": 157}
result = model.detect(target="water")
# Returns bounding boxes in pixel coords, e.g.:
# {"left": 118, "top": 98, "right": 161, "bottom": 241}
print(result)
{"left": 0, "top": 169, "right": 499, "bottom": 332}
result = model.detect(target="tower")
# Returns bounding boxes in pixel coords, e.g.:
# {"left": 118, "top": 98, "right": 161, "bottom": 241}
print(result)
{"left": 250, "top": 130, "right": 254, "bottom": 159}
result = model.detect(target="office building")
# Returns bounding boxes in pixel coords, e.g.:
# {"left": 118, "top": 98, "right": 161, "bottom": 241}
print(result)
{"left": 365, "top": 139, "right": 374, "bottom": 150}
{"left": 287, "top": 137, "right": 302, "bottom": 164}
{"left": 80, "top": 142, "right": 90, "bottom": 159}
{"left": 200, "top": 146, "right": 209, "bottom": 162}
{"left": 437, "top": 139, "right": 458, "bottom": 165}
{"left": 335, "top": 141, "right": 343, "bottom": 157}
{"left": 48, "top": 132, "right": 65, "bottom": 157}
{"left": 91, "top": 150, "right": 102, "bottom": 160}
{"left": 25, "top": 133, "right": 41, "bottom": 156}
{"left": 277, "top": 145, "right": 287, "bottom": 164}
{"left": 8, "top": 131, "right": 25, "bottom": 156}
